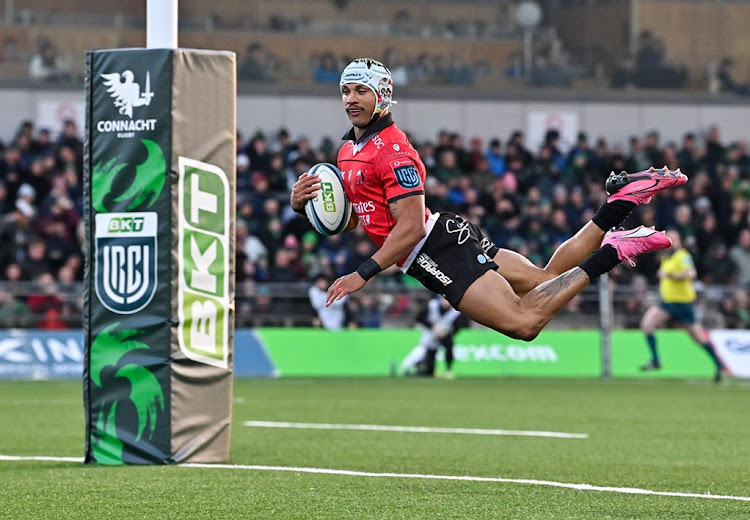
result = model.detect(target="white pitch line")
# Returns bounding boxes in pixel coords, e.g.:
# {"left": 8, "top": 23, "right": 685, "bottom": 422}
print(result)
{"left": 0, "top": 455, "right": 82, "bottom": 462}
{"left": 2, "top": 455, "right": 748, "bottom": 503}
{"left": 243, "top": 420, "right": 588, "bottom": 439}
{"left": 183, "top": 463, "right": 750, "bottom": 502}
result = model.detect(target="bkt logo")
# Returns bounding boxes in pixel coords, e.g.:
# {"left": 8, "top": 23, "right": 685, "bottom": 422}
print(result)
{"left": 95, "top": 212, "right": 158, "bottom": 314}
{"left": 108, "top": 216, "right": 144, "bottom": 233}
{"left": 177, "top": 157, "right": 230, "bottom": 370}
{"left": 320, "top": 182, "right": 336, "bottom": 212}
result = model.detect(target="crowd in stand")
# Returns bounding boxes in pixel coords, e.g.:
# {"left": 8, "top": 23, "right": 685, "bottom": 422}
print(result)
{"left": 0, "top": 119, "right": 84, "bottom": 329}
{"left": 2, "top": 116, "right": 750, "bottom": 331}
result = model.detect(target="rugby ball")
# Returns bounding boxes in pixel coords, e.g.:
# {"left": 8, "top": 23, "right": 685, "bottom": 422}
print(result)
{"left": 304, "top": 162, "right": 352, "bottom": 236}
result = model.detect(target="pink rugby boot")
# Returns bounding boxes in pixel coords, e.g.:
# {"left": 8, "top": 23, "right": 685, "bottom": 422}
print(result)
{"left": 606, "top": 166, "right": 688, "bottom": 205}
{"left": 601, "top": 226, "right": 672, "bottom": 266}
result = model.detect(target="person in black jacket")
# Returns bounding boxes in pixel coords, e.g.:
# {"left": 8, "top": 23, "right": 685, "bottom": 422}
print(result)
{"left": 401, "top": 295, "right": 469, "bottom": 378}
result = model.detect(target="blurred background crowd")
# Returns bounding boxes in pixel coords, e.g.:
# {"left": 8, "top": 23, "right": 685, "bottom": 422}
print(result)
{"left": 2, "top": 114, "right": 750, "bottom": 332}
{"left": 1, "top": 0, "right": 749, "bottom": 93}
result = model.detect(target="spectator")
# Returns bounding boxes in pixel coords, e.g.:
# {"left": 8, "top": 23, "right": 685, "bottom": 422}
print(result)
{"left": 23, "top": 238, "right": 52, "bottom": 280}
{"left": 26, "top": 272, "right": 65, "bottom": 328}
{"left": 729, "top": 229, "right": 750, "bottom": 287}
{"left": 238, "top": 42, "right": 276, "bottom": 82}
{"left": 309, "top": 274, "right": 348, "bottom": 330}
{"left": 350, "top": 294, "right": 384, "bottom": 328}
{"left": 0, "top": 289, "right": 31, "bottom": 328}
{"left": 29, "top": 38, "right": 69, "bottom": 82}
{"left": 634, "top": 31, "right": 687, "bottom": 88}
{"left": 611, "top": 55, "right": 637, "bottom": 89}
{"left": 710, "top": 56, "right": 750, "bottom": 96}
{"left": 505, "top": 52, "right": 524, "bottom": 80}
{"left": 313, "top": 52, "right": 340, "bottom": 83}
{"left": 250, "top": 285, "right": 294, "bottom": 327}
{"left": 0, "top": 262, "right": 31, "bottom": 328}
{"left": 718, "top": 294, "right": 745, "bottom": 329}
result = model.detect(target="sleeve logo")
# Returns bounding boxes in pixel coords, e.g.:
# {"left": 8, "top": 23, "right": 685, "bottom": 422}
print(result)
{"left": 393, "top": 164, "right": 421, "bottom": 189}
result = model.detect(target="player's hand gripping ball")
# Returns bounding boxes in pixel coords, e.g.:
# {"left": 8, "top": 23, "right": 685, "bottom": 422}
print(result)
{"left": 305, "top": 162, "right": 353, "bottom": 236}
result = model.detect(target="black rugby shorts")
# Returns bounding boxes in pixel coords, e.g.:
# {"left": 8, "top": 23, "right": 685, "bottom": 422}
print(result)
{"left": 406, "top": 212, "right": 499, "bottom": 307}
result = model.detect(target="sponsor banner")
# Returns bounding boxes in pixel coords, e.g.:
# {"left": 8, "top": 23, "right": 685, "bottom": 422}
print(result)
{"left": 259, "top": 329, "right": 720, "bottom": 378}
{"left": 169, "top": 49, "right": 236, "bottom": 464}
{"left": 0, "top": 328, "right": 721, "bottom": 380}
{"left": 709, "top": 329, "right": 750, "bottom": 378}
{"left": 258, "top": 329, "right": 598, "bottom": 377}
{"left": 0, "top": 330, "right": 83, "bottom": 379}
{"left": 257, "top": 329, "right": 420, "bottom": 377}
{"left": 611, "top": 330, "right": 722, "bottom": 378}
{"left": 177, "top": 158, "right": 231, "bottom": 369}
{"left": 234, "top": 330, "right": 276, "bottom": 378}
{"left": 0, "top": 329, "right": 273, "bottom": 380}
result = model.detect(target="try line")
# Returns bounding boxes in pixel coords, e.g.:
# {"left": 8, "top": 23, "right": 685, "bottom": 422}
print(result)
{"left": 1, "top": 455, "right": 748, "bottom": 503}
{"left": 243, "top": 420, "right": 588, "bottom": 439}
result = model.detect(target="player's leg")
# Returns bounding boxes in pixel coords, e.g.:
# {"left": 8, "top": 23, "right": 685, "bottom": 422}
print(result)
{"left": 640, "top": 304, "right": 669, "bottom": 370}
{"left": 463, "top": 227, "right": 671, "bottom": 339}
{"left": 442, "top": 342, "right": 455, "bottom": 379}
{"left": 495, "top": 168, "right": 688, "bottom": 296}
{"left": 422, "top": 347, "right": 438, "bottom": 376}
{"left": 457, "top": 267, "right": 591, "bottom": 341}
{"left": 553, "top": 167, "right": 687, "bottom": 270}
{"left": 409, "top": 214, "right": 670, "bottom": 340}
{"left": 494, "top": 221, "right": 606, "bottom": 296}
{"left": 685, "top": 322, "right": 725, "bottom": 381}
{"left": 400, "top": 344, "right": 426, "bottom": 375}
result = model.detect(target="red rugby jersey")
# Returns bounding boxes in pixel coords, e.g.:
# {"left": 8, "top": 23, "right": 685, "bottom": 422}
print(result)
{"left": 337, "top": 114, "right": 431, "bottom": 263}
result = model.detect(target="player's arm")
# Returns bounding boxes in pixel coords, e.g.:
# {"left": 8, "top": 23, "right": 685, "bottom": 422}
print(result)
{"left": 667, "top": 266, "right": 696, "bottom": 280}
{"left": 370, "top": 194, "right": 426, "bottom": 270}
{"left": 325, "top": 194, "right": 426, "bottom": 307}
{"left": 664, "top": 254, "right": 697, "bottom": 280}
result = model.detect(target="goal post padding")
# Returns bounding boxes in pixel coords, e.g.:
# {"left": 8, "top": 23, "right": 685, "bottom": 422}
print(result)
{"left": 83, "top": 48, "right": 236, "bottom": 464}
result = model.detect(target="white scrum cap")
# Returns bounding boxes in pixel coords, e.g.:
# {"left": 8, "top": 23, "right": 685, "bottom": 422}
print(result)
{"left": 339, "top": 58, "right": 396, "bottom": 119}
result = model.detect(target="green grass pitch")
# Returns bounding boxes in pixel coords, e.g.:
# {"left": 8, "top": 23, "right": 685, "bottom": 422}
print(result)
{"left": 1, "top": 377, "right": 749, "bottom": 519}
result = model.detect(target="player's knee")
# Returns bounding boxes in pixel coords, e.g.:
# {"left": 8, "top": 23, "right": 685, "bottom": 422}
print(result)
{"left": 507, "top": 322, "right": 542, "bottom": 342}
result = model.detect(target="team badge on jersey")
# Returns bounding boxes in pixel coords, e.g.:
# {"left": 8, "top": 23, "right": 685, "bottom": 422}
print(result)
{"left": 391, "top": 160, "right": 421, "bottom": 189}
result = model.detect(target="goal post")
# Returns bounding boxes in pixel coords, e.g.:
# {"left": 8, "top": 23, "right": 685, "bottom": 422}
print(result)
{"left": 82, "top": 47, "right": 237, "bottom": 464}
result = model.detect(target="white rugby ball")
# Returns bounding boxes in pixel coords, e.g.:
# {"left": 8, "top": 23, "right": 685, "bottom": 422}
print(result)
{"left": 304, "top": 162, "right": 352, "bottom": 236}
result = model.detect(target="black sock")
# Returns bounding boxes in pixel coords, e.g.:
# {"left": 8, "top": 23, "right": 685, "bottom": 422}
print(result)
{"left": 592, "top": 200, "right": 637, "bottom": 232}
{"left": 579, "top": 245, "right": 621, "bottom": 280}
{"left": 646, "top": 334, "right": 659, "bottom": 364}
{"left": 702, "top": 342, "right": 723, "bottom": 370}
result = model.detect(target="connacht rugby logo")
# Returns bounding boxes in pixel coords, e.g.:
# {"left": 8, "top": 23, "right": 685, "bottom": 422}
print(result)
{"left": 101, "top": 70, "right": 154, "bottom": 118}
{"left": 95, "top": 212, "right": 157, "bottom": 314}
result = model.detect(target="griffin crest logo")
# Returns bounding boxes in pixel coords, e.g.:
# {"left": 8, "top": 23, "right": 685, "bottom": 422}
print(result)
{"left": 101, "top": 70, "right": 155, "bottom": 118}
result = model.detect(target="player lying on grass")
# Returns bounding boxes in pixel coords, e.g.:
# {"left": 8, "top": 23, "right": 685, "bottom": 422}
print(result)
{"left": 291, "top": 58, "right": 687, "bottom": 341}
